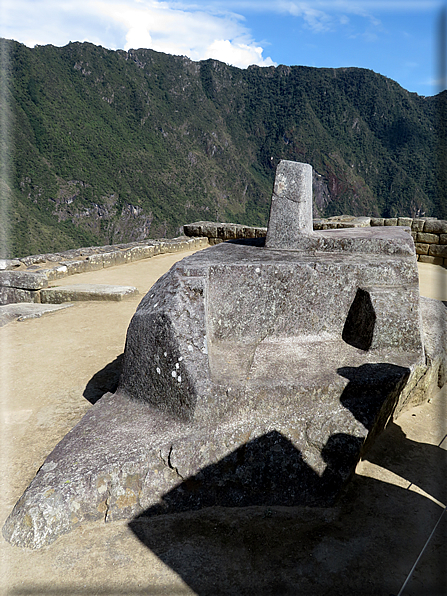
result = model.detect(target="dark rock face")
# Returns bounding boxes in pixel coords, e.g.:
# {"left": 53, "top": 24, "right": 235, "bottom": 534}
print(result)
{"left": 3, "top": 160, "right": 435, "bottom": 549}
{"left": 342, "top": 288, "right": 376, "bottom": 351}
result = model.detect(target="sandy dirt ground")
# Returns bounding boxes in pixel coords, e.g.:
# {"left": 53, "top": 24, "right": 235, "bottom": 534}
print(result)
{"left": 0, "top": 250, "right": 446, "bottom": 595}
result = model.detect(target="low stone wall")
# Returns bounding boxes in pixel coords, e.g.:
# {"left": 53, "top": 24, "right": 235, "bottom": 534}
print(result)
{"left": 2, "top": 214, "right": 446, "bottom": 306}
{"left": 369, "top": 217, "right": 447, "bottom": 267}
{"left": 183, "top": 222, "right": 268, "bottom": 244}
{"left": 183, "top": 217, "right": 447, "bottom": 268}
{"left": 0, "top": 236, "right": 208, "bottom": 305}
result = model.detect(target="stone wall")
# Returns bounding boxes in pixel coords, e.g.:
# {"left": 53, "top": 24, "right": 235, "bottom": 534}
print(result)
{"left": 183, "top": 217, "right": 447, "bottom": 268}
{"left": 0, "top": 236, "right": 209, "bottom": 305}
{"left": 183, "top": 222, "right": 268, "bottom": 245}
{"left": 368, "top": 217, "right": 447, "bottom": 267}
{"left": 2, "top": 214, "right": 446, "bottom": 306}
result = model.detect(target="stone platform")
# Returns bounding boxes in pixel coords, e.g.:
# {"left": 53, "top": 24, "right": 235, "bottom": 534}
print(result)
{"left": 40, "top": 284, "right": 139, "bottom": 303}
{"left": 0, "top": 303, "right": 74, "bottom": 327}
{"left": 3, "top": 161, "right": 445, "bottom": 549}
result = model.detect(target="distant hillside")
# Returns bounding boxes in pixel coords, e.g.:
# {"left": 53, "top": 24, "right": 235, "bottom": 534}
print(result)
{"left": 0, "top": 39, "right": 444, "bottom": 257}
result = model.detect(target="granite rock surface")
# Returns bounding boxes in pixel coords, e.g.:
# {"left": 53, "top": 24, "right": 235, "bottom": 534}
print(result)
{"left": 3, "top": 160, "right": 439, "bottom": 549}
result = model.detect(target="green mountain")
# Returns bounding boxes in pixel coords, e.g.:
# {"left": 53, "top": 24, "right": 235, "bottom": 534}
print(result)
{"left": 0, "top": 38, "right": 444, "bottom": 257}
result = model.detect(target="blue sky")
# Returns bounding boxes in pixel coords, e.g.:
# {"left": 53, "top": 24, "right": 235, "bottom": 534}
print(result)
{"left": 0, "top": 0, "right": 445, "bottom": 97}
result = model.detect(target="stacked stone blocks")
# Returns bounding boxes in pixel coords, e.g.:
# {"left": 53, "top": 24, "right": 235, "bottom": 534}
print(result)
{"left": 0, "top": 236, "right": 209, "bottom": 305}
{"left": 184, "top": 217, "right": 447, "bottom": 267}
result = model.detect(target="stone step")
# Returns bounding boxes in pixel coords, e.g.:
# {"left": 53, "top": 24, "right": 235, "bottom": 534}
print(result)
{"left": 0, "top": 303, "right": 73, "bottom": 327}
{"left": 40, "top": 284, "right": 139, "bottom": 303}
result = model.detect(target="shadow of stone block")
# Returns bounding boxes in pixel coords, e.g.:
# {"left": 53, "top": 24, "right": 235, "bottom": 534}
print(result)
{"left": 83, "top": 354, "right": 124, "bottom": 404}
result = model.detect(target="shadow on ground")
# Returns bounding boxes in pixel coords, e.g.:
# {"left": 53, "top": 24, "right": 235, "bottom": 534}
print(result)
{"left": 83, "top": 353, "right": 124, "bottom": 404}
{"left": 127, "top": 426, "right": 446, "bottom": 596}
{"left": 124, "top": 364, "right": 445, "bottom": 595}
{"left": 73, "top": 358, "right": 446, "bottom": 595}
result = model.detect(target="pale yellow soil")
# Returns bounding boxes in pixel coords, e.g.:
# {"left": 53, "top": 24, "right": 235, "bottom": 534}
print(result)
{"left": 1, "top": 249, "right": 206, "bottom": 595}
{"left": 0, "top": 251, "right": 445, "bottom": 595}
{"left": 417, "top": 261, "right": 447, "bottom": 302}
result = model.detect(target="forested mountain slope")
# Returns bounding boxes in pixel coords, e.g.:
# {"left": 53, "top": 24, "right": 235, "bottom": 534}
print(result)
{"left": 0, "top": 39, "right": 443, "bottom": 257}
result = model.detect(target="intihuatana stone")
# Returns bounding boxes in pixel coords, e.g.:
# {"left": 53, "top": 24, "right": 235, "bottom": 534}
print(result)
{"left": 120, "top": 244, "right": 423, "bottom": 424}
{"left": 265, "top": 162, "right": 413, "bottom": 255}
{"left": 3, "top": 160, "right": 439, "bottom": 550}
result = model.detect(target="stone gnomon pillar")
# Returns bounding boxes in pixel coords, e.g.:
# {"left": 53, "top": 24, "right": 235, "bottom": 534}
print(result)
{"left": 3, "top": 161, "right": 428, "bottom": 549}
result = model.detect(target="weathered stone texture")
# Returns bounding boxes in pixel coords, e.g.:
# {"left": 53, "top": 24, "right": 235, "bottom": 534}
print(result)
{"left": 424, "top": 219, "right": 447, "bottom": 234}
{"left": 120, "top": 242, "right": 423, "bottom": 423}
{"left": 265, "top": 161, "right": 313, "bottom": 247}
{"left": 40, "top": 265, "right": 69, "bottom": 281}
{"left": 0, "top": 287, "right": 39, "bottom": 305}
{"left": 1, "top": 358, "right": 411, "bottom": 549}
{"left": 40, "top": 284, "right": 139, "bottom": 304}
{"left": 63, "top": 260, "right": 89, "bottom": 276}
{"left": 411, "top": 219, "right": 426, "bottom": 232}
{"left": 0, "top": 270, "right": 48, "bottom": 290}
{"left": 418, "top": 255, "right": 444, "bottom": 265}
{"left": 0, "top": 303, "right": 73, "bottom": 327}
{"left": 415, "top": 243, "right": 429, "bottom": 255}
{"left": 3, "top": 160, "right": 438, "bottom": 550}
{"left": 0, "top": 259, "right": 21, "bottom": 270}
{"left": 184, "top": 222, "right": 267, "bottom": 244}
{"left": 428, "top": 244, "right": 447, "bottom": 258}
{"left": 417, "top": 233, "right": 439, "bottom": 244}
{"left": 394, "top": 297, "right": 447, "bottom": 415}
{"left": 121, "top": 270, "right": 209, "bottom": 422}
{"left": 3, "top": 278, "right": 438, "bottom": 547}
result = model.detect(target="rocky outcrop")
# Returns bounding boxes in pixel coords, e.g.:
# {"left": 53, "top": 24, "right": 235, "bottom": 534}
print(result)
{"left": 3, "top": 161, "right": 445, "bottom": 549}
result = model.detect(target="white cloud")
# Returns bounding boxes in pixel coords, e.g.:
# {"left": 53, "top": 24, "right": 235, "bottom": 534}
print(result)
{"left": 206, "top": 39, "right": 275, "bottom": 68}
{"left": 96, "top": 0, "right": 276, "bottom": 66}
{"left": 125, "top": 24, "right": 153, "bottom": 51}
{"left": 0, "top": 0, "right": 275, "bottom": 68}
{"left": 277, "top": 2, "right": 334, "bottom": 32}
{"left": 272, "top": 0, "right": 441, "bottom": 12}
{"left": 1, "top": 0, "right": 124, "bottom": 49}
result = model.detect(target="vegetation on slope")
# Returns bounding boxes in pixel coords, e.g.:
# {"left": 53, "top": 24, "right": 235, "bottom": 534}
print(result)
{"left": 0, "top": 39, "right": 443, "bottom": 257}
